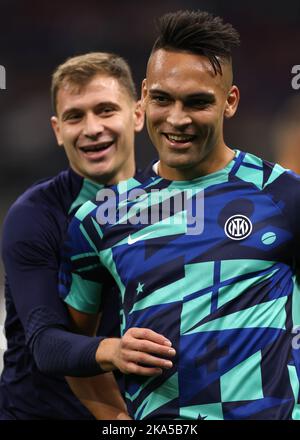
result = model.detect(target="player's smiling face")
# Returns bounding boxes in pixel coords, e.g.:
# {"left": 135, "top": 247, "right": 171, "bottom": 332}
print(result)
{"left": 142, "top": 49, "right": 239, "bottom": 180}
{"left": 51, "top": 74, "right": 144, "bottom": 184}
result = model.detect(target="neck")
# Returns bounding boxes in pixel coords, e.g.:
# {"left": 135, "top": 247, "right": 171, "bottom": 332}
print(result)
{"left": 158, "top": 145, "right": 235, "bottom": 181}
{"left": 71, "top": 162, "right": 136, "bottom": 186}
{"left": 104, "top": 163, "right": 136, "bottom": 186}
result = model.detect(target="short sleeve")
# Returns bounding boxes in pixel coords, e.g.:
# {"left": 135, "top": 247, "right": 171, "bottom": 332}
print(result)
{"left": 59, "top": 204, "right": 104, "bottom": 314}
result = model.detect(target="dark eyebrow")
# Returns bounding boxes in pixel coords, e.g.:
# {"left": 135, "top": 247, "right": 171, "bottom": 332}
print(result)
{"left": 149, "top": 89, "right": 170, "bottom": 97}
{"left": 94, "top": 101, "right": 121, "bottom": 110}
{"left": 149, "top": 88, "right": 215, "bottom": 101}
{"left": 61, "top": 101, "right": 121, "bottom": 121}
{"left": 61, "top": 108, "right": 82, "bottom": 121}
{"left": 186, "top": 92, "right": 215, "bottom": 100}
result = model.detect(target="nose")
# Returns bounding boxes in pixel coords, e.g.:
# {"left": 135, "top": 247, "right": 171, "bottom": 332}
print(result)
{"left": 166, "top": 102, "right": 192, "bottom": 129}
{"left": 82, "top": 113, "right": 104, "bottom": 139}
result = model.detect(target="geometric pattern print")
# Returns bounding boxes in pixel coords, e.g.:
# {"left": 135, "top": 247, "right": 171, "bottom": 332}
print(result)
{"left": 63, "top": 150, "right": 300, "bottom": 419}
{"left": 124, "top": 259, "right": 294, "bottom": 419}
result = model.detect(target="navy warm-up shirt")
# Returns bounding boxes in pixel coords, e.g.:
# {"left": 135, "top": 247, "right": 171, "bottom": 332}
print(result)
{"left": 0, "top": 168, "right": 122, "bottom": 419}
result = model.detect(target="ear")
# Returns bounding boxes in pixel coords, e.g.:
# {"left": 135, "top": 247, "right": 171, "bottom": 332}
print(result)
{"left": 141, "top": 78, "right": 148, "bottom": 111}
{"left": 133, "top": 100, "right": 145, "bottom": 133}
{"left": 51, "top": 116, "right": 63, "bottom": 147}
{"left": 224, "top": 85, "right": 240, "bottom": 119}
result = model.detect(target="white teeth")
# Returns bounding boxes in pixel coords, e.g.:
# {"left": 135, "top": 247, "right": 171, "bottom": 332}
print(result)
{"left": 167, "top": 134, "right": 194, "bottom": 142}
{"left": 81, "top": 141, "right": 113, "bottom": 152}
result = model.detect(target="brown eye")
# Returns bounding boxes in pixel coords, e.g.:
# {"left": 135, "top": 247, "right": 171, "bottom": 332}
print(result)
{"left": 152, "top": 96, "right": 169, "bottom": 105}
{"left": 102, "top": 107, "right": 114, "bottom": 115}
{"left": 96, "top": 104, "right": 118, "bottom": 117}
{"left": 64, "top": 113, "right": 82, "bottom": 122}
{"left": 187, "top": 100, "right": 210, "bottom": 109}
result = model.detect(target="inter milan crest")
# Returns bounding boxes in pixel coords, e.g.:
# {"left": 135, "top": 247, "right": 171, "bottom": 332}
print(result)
{"left": 224, "top": 214, "right": 252, "bottom": 240}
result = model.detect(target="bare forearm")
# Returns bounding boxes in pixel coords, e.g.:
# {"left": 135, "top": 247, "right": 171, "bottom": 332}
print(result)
{"left": 78, "top": 400, "right": 129, "bottom": 420}
{"left": 66, "top": 372, "right": 129, "bottom": 420}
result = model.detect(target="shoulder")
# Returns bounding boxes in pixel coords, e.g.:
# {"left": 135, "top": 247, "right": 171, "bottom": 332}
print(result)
{"left": 5, "top": 168, "right": 83, "bottom": 219}
{"left": 234, "top": 150, "right": 300, "bottom": 193}
{"left": 235, "top": 151, "right": 300, "bottom": 234}
{"left": 2, "top": 170, "right": 78, "bottom": 247}
{"left": 258, "top": 155, "right": 300, "bottom": 195}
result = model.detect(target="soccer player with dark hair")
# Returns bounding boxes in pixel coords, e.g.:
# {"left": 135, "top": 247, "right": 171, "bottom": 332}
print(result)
{"left": 0, "top": 52, "right": 147, "bottom": 419}
{"left": 61, "top": 10, "right": 300, "bottom": 419}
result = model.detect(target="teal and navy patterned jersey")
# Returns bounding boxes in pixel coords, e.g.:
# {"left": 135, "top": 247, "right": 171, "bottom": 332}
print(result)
{"left": 59, "top": 150, "right": 300, "bottom": 420}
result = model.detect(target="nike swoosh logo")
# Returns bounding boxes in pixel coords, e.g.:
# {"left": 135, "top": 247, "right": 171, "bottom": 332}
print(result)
{"left": 128, "top": 232, "right": 152, "bottom": 245}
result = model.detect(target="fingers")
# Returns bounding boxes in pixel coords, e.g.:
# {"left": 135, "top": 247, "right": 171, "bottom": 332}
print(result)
{"left": 126, "top": 328, "right": 172, "bottom": 346}
{"left": 115, "top": 328, "right": 176, "bottom": 376}
{"left": 125, "top": 350, "right": 174, "bottom": 369}
{"left": 122, "top": 328, "right": 176, "bottom": 358}
{"left": 122, "top": 337, "right": 176, "bottom": 359}
{"left": 125, "top": 362, "right": 163, "bottom": 376}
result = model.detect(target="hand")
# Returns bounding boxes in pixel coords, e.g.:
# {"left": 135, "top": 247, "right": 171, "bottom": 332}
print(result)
{"left": 96, "top": 327, "right": 176, "bottom": 376}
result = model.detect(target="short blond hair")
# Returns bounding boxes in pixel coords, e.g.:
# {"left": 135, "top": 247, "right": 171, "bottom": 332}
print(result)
{"left": 51, "top": 52, "right": 137, "bottom": 113}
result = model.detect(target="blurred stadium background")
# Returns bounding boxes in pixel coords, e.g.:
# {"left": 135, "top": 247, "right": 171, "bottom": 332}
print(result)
{"left": 1, "top": 0, "right": 300, "bottom": 372}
